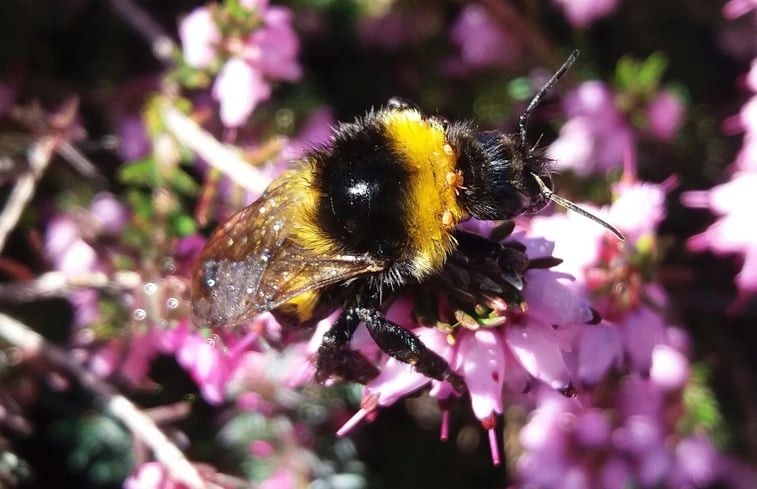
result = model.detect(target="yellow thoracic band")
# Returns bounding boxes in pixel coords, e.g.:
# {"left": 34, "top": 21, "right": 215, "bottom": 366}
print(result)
{"left": 380, "top": 108, "right": 467, "bottom": 278}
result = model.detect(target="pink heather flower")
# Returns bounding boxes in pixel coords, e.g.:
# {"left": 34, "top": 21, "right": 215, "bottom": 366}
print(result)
{"left": 278, "top": 107, "right": 335, "bottom": 162}
{"left": 515, "top": 347, "right": 756, "bottom": 489}
{"left": 124, "top": 462, "right": 190, "bottom": 489}
{"left": 45, "top": 215, "right": 98, "bottom": 275}
{"left": 240, "top": 0, "right": 269, "bottom": 10}
{"left": 647, "top": 90, "right": 685, "bottom": 141}
{"left": 90, "top": 192, "right": 130, "bottom": 234}
{"left": 608, "top": 178, "right": 669, "bottom": 244}
{"left": 735, "top": 96, "right": 757, "bottom": 172}
{"left": 548, "top": 81, "right": 633, "bottom": 176}
{"left": 179, "top": 7, "right": 220, "bottom": 69}
{"left": 526, "top": 173, "right": 675, "bottom": 380}
{"left": 158, "top": 324, "right": 257, "bottom": 405}
{"left": 45, "top": 215, "right": 101, "bottom": 327}
{"left": 553, "top": 0, "right": 620, "bottom": 28}
{"left": 747, "top": 58, "right": 757, "bottom": 91}
{"left": 181, "top": 2, "right": 302, "bottom": 128}
{"left": 447, "top": 4, "right": 522, "bottom": 73}
{"left": 336, "top": 261, "right": 597, "bottom": 465}
{"left": 683, "top": 171, "right": 757, "bottom": 294}
{"left": 723, "top": 0, "right": 757, "bottom": 18}
{"left": 117, "top": 115, "right": 151, "bottom": 162}
{"left": 90, "top": 330, "right": 160, "bottom": 384}
{"left": 246, "top": 7, "right": 302, "bottom": 82}
{"left": 258, "top": 469, "right": 295, "bottom": 489}
{"left": 212, "top": 57, "right": 272, "bottom": 128}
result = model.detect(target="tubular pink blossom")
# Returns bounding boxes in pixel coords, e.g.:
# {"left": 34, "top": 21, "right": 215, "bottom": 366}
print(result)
{"left": 179, "top": 8, "right": 220, "bottom": 69}
{"left": 455, "top": 329, "right": 506, "bottom": 421}
{"left": 212, "top": 58, "right": 271, "bottom": 128}
{"left": 506, "top": 320, "right": 571, "bottom": 391}
{"left": 553, "top": 0, "right": 620, "bottom": 27}
{"left": 247, "top": 7, "right": 303, "bottom": 81}
{"left": 647, "top": 90, "right": 685, "bottom": 141}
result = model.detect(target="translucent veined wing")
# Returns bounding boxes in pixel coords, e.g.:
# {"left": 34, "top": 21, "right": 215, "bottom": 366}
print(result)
{"left": 191, "top": 171, "right": 385, "bottom": 327}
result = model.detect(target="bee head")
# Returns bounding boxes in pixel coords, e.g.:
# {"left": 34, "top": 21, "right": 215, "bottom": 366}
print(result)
{"left": 452, "top": 50, "right": 625, "bottom": 241}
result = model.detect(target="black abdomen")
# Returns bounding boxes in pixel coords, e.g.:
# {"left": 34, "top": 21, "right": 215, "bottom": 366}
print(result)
{"left": 312, "top": 120, "right": 411, "bottom": 258}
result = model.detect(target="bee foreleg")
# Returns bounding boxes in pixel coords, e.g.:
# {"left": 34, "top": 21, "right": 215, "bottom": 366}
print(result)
{"left": 315, "top": 307, "right": 380, "bottom": 385}
{"left": 354, "top": 307, "right": 467, "bottom": 393}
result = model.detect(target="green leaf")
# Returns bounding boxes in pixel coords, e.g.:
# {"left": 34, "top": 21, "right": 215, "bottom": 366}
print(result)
{"left": 170, "top": 212, "right": 197, "bottom": 237}
{"left": 118, "top": 158, "right": 159, "bottom": 187}
{"left": 638, "top": 52, "right": 668, "bottom": 90}
{"left": 167, "top": 167, "right": 199, "bottom": 196}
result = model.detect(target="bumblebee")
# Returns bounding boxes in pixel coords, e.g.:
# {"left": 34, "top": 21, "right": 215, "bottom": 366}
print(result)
{"left": 191, "top": 51, "right": 622, "bottom": 392}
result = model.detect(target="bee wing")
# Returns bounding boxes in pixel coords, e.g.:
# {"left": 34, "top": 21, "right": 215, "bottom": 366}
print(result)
{"left": 191, "top": 172, "right": 384, "bottom": 327}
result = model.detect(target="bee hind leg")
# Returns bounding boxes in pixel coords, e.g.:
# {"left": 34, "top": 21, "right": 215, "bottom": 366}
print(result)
{"left": 354, "top": 306, "right": 467, "bottom": 394}
{"left": 315, "top": 307, "right": 380, "bottom": 385}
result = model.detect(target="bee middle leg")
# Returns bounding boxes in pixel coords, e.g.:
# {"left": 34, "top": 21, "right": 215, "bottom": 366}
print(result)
{"left": 354, "top": 306, "right": 467, "bottom": 393}
{"left": 315, "top": 307, "right": 380, "bottom": 385}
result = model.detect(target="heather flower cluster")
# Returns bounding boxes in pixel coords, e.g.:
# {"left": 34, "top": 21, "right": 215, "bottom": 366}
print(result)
{"left": 179, "top": 0, "right": 302, "bottom": 128}
{"left": 548, "top": 73, "right": 685, "bottom": 176}
{"left": 682, "top": 41, "right": 757, "bottom": 296}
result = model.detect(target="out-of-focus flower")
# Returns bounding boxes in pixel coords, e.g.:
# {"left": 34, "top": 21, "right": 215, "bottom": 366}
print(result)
{"left": 723, "top": 0, "right": 757, "bottom": 19}
{"left": 359, "top": 6, "right": 441, "bottom": 51}
{"left": 553, "top": 0, "right": 620, "bottom": 28}
{"left": 44, "top": 193, "right": 130, "bottom": 327}
{"left": 246, "top": 7, "right": 302, "bottom": 82}
{"left": 548, "top": 81, "right": 633, "bottom": 176}
{"left": 118, "top": 115, "right": 151, "bottom": 162}
{"left": 515, "top": 344, "right": 757, "bottom": 489}
{"left": 166, "top": 325, "right": 257, "bottom": 405}
{"left": 527, "top": 172, "right": 673, "bottom": 379}
{"left": 179, "top": 8, "right": 221, "bottom": 69}
{"left": 90, "top": 329, "right": 161, "bottom": 384}
{"left": 548, "top": 80, "right": 686, "bottom": 175}
{"left": 212, "top": 57, "right": 271, "bottom": 128}
{"left": 447, "top": 4, "right": 522, "bottom": 74}
{"left": 647, "top": 90, "right": 685, "bottom": 141}
{"left": 178, "top": 2, "right": 302, "bottom": 128}
{"left": 683, "top": 171, "right": 757, "bottom": 294}
{"left": 124, "top": 462, "right": 190, "bottom": 489}
{"left": 278, "top": 107, "right": 335, "bottom": 162}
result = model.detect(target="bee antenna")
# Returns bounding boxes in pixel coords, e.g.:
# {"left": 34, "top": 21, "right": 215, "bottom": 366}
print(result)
{"left": 519, "top": 49, "right": 580, "bottom": 151}
{"left": 530, "top": 173, "right": 626, "bottom": 241}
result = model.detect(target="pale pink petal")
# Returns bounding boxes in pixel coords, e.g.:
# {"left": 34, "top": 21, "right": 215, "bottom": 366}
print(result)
{"left": 621, "top": 307, "right": 666, "bottom": 374}
{"left": 259, "top": 469, "right": 294, "bottom": 489}
{"left": 506, "top": 321, "right": 571, "bottom": 390}
{"left": 240, "top": 0, "right": 268, "bottom": 11}
{"left": 649, "top": 344, "right": 689, "bottom": 390}
{"left": 212, "top": 58, "right": 271, "bottom": 128}
{"left": 577, "top": 324, "right": 622, "bottom": 384}
{"left": 609, "top": 180, "right": 667, "bottom": 242}
{"left": 449, "top": 4, "right": 522, "bottom": 70}
{"left": 523, "top": 269, "right": 594, "bottom": 325}
{"left": 455, "top": 329, "right": 505, "bottom": 420}
{"left": 647, "top": 90, "right": 685, "bottom": 141}
{"left": 90, "top": 192, "right": 129, "bottom": 233}
{"left": 574, "top": 408, "right": 611, "bottom": 447}
{"left": 554, "top": 0, "right": 620, "bottom": 27}
{"left": 179, "top": 8, "right": 220, "bottom": 69}
{"left": 365, "top": 357, "right": 430, "bottom": 407}
{"left": 248, "top": 7, "right": 302, "bottom": 81}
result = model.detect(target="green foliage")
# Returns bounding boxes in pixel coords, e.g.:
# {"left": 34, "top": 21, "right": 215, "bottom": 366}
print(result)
{"left": 49, "top": 414, "right": 133, "bottom": 486}
{"left": 680, "top": 363, "right": 730, "bottom": 448}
